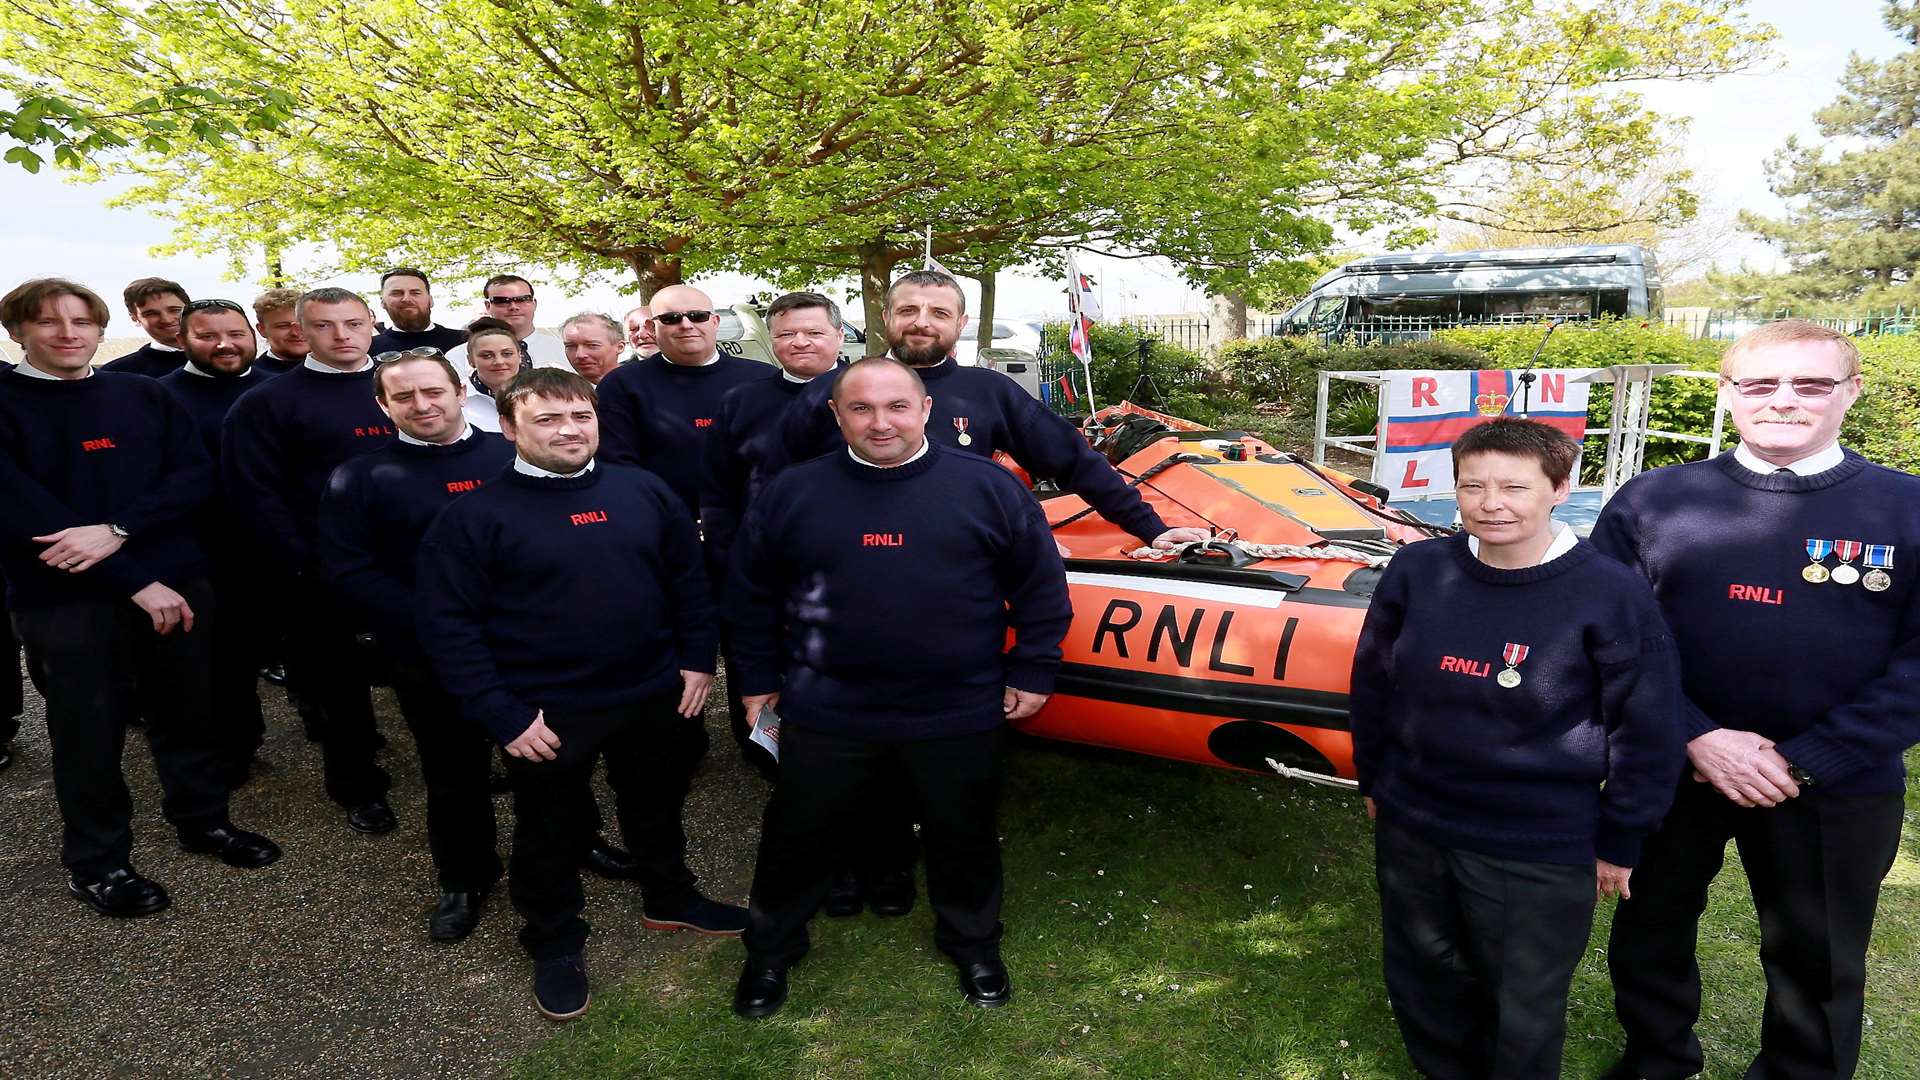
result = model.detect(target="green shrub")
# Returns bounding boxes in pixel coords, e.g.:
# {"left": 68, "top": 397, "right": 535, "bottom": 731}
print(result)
{"left": 1849, "top": 337, "right": 1920, "bottom": 473}
{"left": 1042, "top": 321, "right": 1246, "bottom": 425}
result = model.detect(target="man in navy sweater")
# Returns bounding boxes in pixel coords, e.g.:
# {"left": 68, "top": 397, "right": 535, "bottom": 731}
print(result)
{"left": 1592, "top": 321, "right": 1920, "bottom": 1080}
{"left": 250, "top": 287, "right": 309, "bottom": 376}
{"left": 369, "top": 268, "right": 467, "bottom": 357}
{"left": 222, "top": 287, "right": 398, "bottom": 835}
{"left": 726, "top": 357, "right": 1073, "bottom": 1019}
{"left": 0, "top": 277, "right": 280, "bottom": 917}
{"left": 100, "top": 277, "right": 189, "bottom": 377}
{"left": 418, "top": 368, "right": 745, "bottom": 1021}
{"left": 159, "top": 299, "right": 277, "bottom": 787}
{"left": 1350, "top": 417, "right": 1683, "bottom": 1079}
{"left": 320, "top": 353, "right": 514, "bottom": 942}
{"left": 700, "top": 291, "right": 845, "bottom": 777}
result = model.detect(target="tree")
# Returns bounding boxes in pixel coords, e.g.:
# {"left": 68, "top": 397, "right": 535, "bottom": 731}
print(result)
{"left": 0, "top": 0, "right": 1768, "bottom": 315}
{"left": 1739, "top": 1, "right": 1920, "bottom": 305}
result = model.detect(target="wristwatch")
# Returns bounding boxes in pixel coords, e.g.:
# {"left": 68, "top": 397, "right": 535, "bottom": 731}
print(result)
{"left": 1785, "top": 759, "right": 1816, "bottom": 787}
{"left": 107, "top": 523, "right": 130, "bottom": 539}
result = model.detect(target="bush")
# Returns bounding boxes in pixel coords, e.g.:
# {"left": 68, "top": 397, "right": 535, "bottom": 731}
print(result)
{"left": 1042, "top": 321, "right": 1249, "bottom": 425}
{"left": 1850, "top": 336, "right": 1920, "bottom": 473}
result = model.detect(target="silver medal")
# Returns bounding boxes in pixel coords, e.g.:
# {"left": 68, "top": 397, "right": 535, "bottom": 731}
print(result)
{"left": 1831, "top": 564, "right": 1861, "bottom": 586}
{"left": 1497, "top": 668, "right": 1522, "bottom": 689}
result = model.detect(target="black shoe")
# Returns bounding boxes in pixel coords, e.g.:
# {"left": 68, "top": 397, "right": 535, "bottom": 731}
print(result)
{"left": 260, "top": 664, "right": 288, "bottom": 686}
{"left": 642, "top": 894, "right": 749, "bottom": 936}
{"left": 345, "top": 798, "right": 398, "bottom": 835}
{"left": 863, "top": 870, "right": 916, "bottom": 918}
{"left": 957, "top": 959, "right": 1011, "bottom": 1008}
{"left": 178, "top": 823, "right": 282, "bottom": 868}
{"left": 733, "top": 960, "right": 791, "bottom": 1019}
{"left": 579, "top": 838, "right": 640, "bottom": 880}
{"left": 430, "top": 889, "right": 487, "bottom": 942}
{"left": 823, "top": 869, "right": 862, "bottom": 918}
{"left": 68, "top": 867, "right": 170, "bottom": 918}
{"left": 533, "top": 953, "right": 590, "bottom": 1021}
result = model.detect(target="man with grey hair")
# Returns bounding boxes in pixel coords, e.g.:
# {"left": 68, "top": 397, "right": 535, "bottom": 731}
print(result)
{"left": 222, "top": 287, "right": 399, "bottom": 836}
{"left": 622, "top": 304, "right": 656, "bottom": 362}
{"left": 561, "top": 312, "right": 625, "bottom": 386}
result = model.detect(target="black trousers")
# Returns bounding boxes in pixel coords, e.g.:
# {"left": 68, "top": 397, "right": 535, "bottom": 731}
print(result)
{"left": 388, "top": 659, "right": 501, "bottom": 893}
{"left": 745, "top": 724, "right": 1006, "bottom": 967}
{"left": 11, "top": 581, "right": 230, "bottom": 878}
{"left": 504, "top": 693, "right": 703, "bottom": 960}
{"left": 1374, "top": 817, "right": 1596, "bottom": 1080}
{"left": 1607, "top": 780, "right": 1904, "bottom": 1080}
{"left": 283, "top": 575, "right": 388, "bottom": 806}
{"left": 206, "top": 567, "right": 266, "bottom": 774}
{"left": 1, "top": 595, "right": 21, "bottom": 739}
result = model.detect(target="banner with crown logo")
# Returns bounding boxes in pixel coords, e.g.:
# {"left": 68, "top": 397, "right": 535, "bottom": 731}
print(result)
{"left": 1374, "top": 369, "right": 1593, "bottom": 498}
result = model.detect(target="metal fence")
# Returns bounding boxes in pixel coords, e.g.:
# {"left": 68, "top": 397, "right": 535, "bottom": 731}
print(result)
{"left": 1666, "top": 309, "right": 1917, "bottom": 340}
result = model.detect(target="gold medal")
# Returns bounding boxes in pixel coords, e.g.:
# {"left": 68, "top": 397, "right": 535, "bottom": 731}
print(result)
{"left": 1802, "top": 563, "right": 1830, "bottom": 584}
{"left": 1864, "top": 568, "right": 1892, "bottom": 592}
{"left": 1497, "top": 668, "right": 1522, "bottom": 689}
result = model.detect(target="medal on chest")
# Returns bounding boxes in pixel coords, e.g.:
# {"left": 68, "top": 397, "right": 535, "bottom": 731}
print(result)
{"left": 953, "top": 416, "right": 972, "bottom": 447}
{"left": 1831, "top": 539, "right": 1864, "bottom": 585}
{"left": 1863, "top": 544, "right": 1895, "bottom": 592}
{"left": 1803, "top": 538, "right": 1833, "bottom": 584}
{"left": 1497, "top": 642, "right": 1530, "bottom": 689}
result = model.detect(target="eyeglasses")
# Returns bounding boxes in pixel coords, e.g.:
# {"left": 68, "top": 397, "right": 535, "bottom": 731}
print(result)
{"left": 374, "top": 347, "right": 446, "bottom": 364}
{"left": 485, "top": 294, "right": 536, "bottom": 307}
{"left": 1724, "top": 377, "right": 1849, "bottom": 399}
{"left": 183, "top": 299, "right": 246, "bottom": 315}
{"left": 653, "top": 310, "right": 714, "bottom": 325}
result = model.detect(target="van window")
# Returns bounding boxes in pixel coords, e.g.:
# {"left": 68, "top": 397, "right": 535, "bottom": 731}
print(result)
{"left": 1481, "top": 291, "right": 1595, "bottom": 317}
{"left": 715, "top": 310, "right": 747, "bottom": 341}
{"left": 1355, "top": 295, "right": 1458, "bottom": 319}
{"left": 1311, "top": 296, "right": 1347, "bottom": 330}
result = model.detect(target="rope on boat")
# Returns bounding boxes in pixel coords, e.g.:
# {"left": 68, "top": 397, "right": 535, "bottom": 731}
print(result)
{"left": 1264, "top": 757, "right": 1360, "bottom": 790}
{"left": 1121, "top": 532, "right": 1394, "bottom": 568}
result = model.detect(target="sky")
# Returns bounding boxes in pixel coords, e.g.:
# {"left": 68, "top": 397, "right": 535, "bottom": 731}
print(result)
{"left": 0, "top": 0, "right": 1902, "bottom": 334}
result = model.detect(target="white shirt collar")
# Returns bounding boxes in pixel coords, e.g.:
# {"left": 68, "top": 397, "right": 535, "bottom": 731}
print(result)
{"left": 1468, "top": 519, "right": 1577, "bottom": 567}
{"left": 397, "top": 421, "right": 473, "bottom": 447}
{"left": 781, "top": 367, "right": 818, "bottom": 384}
{"left": 181, "top": 360, "right": 255, "bottom": 379}
{"left": 149, "top": 341, "right": 182, "bottom": 353}
{"left": 664, "top": 351, "right": 721, "bottom": 367}
{"left": 513, "top": 456, "right": 595, "bottom": 479}
{"left": 304, "top": 356, "right": 374, "bottom": 374}
{"left": 848, "top": 439, "right": 931, "bottom": 469}
{"left": 17, "top": 359, "right": 79, "bottom": 380}
{"left": 1733, "top": 440, "right": 1844, "bottom": 477}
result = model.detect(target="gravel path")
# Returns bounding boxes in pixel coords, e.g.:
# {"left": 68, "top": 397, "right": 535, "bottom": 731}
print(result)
{"left": 0, "top": 668, "right": 769, "bottom": 1079}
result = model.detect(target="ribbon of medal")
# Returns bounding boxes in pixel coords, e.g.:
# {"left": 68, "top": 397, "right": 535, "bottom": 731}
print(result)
{"left": 1803, "top": 538, "right": 1834, "bottom": 583}
{"left": 1497, "top": 643, "right": 1530, "bottom": 689}
{"left": 953, "top": 417, "right": 972, "bottom": 447}
{"left": 1863, "top": 544, "right": 1895, "bottom": 592}
{"left": 1832, "top": 539, "right": 1864, "bottom": 585}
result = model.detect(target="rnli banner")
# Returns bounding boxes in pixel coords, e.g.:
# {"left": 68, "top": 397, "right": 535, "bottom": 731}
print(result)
{"left": 1374, "top": 369, "right": 1591, "bottom": 497}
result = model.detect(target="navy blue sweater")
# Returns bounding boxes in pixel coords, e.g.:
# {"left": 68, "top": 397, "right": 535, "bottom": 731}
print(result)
{"left": 370, "top": 324, "right": 467, "bottom": 357}
{"left": 726, "top": 443, "right": 1073, "bottom": 741}
{"left": 253, "top": 352, "right": 303, "bottom": 376}
{"left": 318, "top": 430, "right": 515, "bottom": 661}
{"left": 1349, "top": 534, "right": 1684, "bottom": 866}
{"left": 100, "top": 342, "right": 185, "bottom": 378}
{"left": 780, "top": 358, "right": 1168, "bottom": 543}
{"left": 416, "top": 463, "right": 720, "bottom": 744}
{"left": 1591, "top": 450, "right": 1920, "bottom": 796}
{"left": 596, "top": 354, "right": 775, "bottom": 514}
{"left": 699, "top": 372, "right": 828, "bottom": 570}
{"left": 159, "top": 363, "right": 277, "bottom": 569}
{"left": 0, "top": 368, "right": 212, "bottom": 607}
{"left": 221, "top": 364, "right": 395, "bottom": 568}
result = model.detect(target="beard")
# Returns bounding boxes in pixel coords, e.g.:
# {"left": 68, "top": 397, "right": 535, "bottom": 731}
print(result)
{"left": 388, "top": 309, "right": 431, "bottom": 332}
{"left": 891, "top": 337, "right": 954, "bottom": 367}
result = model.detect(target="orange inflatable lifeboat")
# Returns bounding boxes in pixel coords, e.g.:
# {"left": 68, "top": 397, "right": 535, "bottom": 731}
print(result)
{"left": 1013, "top": 403, "right": 1443, "bottom": 788}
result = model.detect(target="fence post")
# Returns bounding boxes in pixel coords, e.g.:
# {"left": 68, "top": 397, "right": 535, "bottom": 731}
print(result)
{"left": 1313, "top": 370, "right": 1331, "bottom": 465}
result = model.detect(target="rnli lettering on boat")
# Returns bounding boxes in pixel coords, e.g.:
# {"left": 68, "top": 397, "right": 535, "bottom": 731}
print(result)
{"left": 1089, "top": 596, "right": 1301, "bottom": 680}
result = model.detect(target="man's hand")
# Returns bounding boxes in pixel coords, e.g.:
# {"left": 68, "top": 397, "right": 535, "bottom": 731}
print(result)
{"left": 743, "top": 692, "right": 781, "bottom": 727}
{"left": 1597, "top": 860, "right": 1633, "bottom": 900}
{"left": 506, "top": 710, "right": 562, "bottom": 762}
{"left": 36, "top": 524, "right": 124, "bottom": 573}
{"left": 1363, "top": 796, "right": 1377, "bottom": 821}
{"left": 130, "top": 582, "right": 194, "bottom": 635}
{"left": 677, "top": 670, "right": 714, "bottom": 718}
{"left": 1150, "top": 527, "right": 1211, "bottom": 550}
{"left": 1687, "top": 728, "right": 1799, "bottom": 807}
{"left": 1003, "top": 687, "right": 1049, "bottom": 721}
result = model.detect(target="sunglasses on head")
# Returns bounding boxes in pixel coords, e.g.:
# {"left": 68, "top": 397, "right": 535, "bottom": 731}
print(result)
{"left": 1724, "top": 377, "right": 1846, "bottom": 399}
{"left": 374, "top": 346, "right": 447, "bottom": 364}
{"left": 183, "top": 299, "right": 246, "bottom": 315}
{"left": 654, "top": 310, "right": 714, "bottom": 325}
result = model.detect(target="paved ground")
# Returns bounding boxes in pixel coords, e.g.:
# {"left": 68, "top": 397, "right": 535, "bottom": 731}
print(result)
{"left": 0, "top": 667, "right": 770, "bottom": 1079}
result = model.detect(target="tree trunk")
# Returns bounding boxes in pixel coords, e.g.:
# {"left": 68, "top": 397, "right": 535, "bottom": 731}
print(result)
{"left": 624, "top": 254, "right": 685, "bottom": 302}
{"left": 264, "top": 243, "right": 285, "bottom": 289}
{"left": 976, "top": 268, "right": 997, "bottom": 350}
{"left": 858, "top": 243, "right": 897, "bottom": 355}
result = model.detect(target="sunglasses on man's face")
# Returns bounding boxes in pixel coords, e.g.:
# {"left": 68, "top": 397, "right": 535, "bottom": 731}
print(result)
{"left": 653, "top": 310, "right": 714, "bottom": 326}
{"left": 1724, "top": 377, "right": 1847, "bottom": 399}
{"left": 486, "top": 294, "right": 536, "bottom": 307}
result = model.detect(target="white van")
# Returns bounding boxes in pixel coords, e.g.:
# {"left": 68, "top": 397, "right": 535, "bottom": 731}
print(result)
{"left": 1276, "top": 244, "right": 1663, "bottom": 341}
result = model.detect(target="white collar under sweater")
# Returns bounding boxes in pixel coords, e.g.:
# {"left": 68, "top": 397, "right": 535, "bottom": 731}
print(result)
{"left": 304, "top": 356, "right": 374, "bottom": 374}
{"left": 513, "top": 456, "right": 595, "bottom": 479}
{"left": 848, "top": 439, "right": 932, "bottom": 469}
{"left": 1468, "top": 519, "right": 1577, "bottom": 568}
{"left": 1733, "top": 440, "right": 1844, "bottom": 477}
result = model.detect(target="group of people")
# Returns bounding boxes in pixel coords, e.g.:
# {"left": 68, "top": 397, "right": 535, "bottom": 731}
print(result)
{"left": 0, "top": 264, "right": 1913, "bottom": 1078}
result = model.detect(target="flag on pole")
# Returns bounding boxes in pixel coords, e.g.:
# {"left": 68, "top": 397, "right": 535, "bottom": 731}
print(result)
{"left": 923, "top": 224, "right": 957, "bottom": 277}
{"left": 1063, "top": 251, "right": 1099, "bottom": 409}
{"left": 1067, "top": 252, "right": 1102, "bottom": 322}
{"left": 1058, "top": 375, "right": 1078, "bottom": 404}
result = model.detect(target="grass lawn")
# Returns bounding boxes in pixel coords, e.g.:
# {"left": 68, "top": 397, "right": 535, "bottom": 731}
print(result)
{"left": 512, "top": 741, "right": 1920, "bottom": 1079}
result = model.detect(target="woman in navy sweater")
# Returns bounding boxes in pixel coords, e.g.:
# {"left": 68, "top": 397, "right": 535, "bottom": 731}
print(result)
{"left": 1349, "top": 417, "right": 1683, "bottom": 1080}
